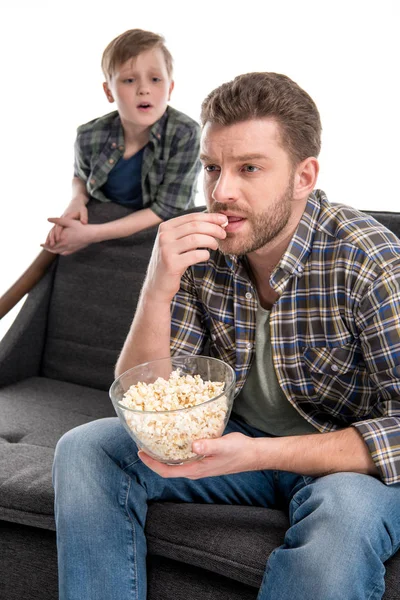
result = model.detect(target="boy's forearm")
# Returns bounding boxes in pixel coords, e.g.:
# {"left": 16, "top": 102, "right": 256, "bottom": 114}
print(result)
{"left": 115, "top": 288, "right": 172, "bottom": 376}
{"left": 71, "top": 177, "right": 89, "bottom": 204}
{"left": 89, "top": 208, "right": 162, "bottom": 243}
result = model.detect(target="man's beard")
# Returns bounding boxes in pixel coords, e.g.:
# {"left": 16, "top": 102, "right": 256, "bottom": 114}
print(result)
{"left": 211, "top": 179, "right": 294, "bottom": 256}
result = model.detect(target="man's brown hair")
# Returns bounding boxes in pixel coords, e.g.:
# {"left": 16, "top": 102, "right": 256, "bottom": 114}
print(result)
{"left": 101, "top": 29, "right": 173, "bottom": 80}
{"left": 200, "top": 72, "right": 321, "bottom": 164}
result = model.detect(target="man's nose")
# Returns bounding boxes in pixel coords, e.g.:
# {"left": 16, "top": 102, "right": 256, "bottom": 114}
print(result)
{"left": 211, "top": 173, "right": 238, "bottom": 203}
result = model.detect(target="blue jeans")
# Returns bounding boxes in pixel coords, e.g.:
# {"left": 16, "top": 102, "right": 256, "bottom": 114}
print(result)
{"left": 53, "top": 417, "right": 400, "bottom": 600}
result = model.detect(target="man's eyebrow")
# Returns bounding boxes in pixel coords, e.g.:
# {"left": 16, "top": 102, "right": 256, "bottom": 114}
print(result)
{"left": 199, "top": 153, "right": 270, "bottom": 162}
{"left": 233, "top": 153, "right": 270, "bottom": 161}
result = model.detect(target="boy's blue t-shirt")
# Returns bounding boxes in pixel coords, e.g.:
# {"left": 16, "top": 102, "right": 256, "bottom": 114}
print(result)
{"left": 101, "top": 147, "right": 145, "bottom": 209}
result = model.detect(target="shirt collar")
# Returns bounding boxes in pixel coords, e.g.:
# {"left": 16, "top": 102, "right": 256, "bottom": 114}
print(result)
{"left": 223, "top": 190, "right": 326, "bottom": 286}
{"left": 108, "top": 107, "right": 169, "bottom": 149}
{"left": 273, "top": 189, "right": 324, "bottom": 280}
{"left": 109, "top": 113, "right": 125, "bottom": 149}
{"left": 149, "top": 107, "right": 169, "bottom": 143}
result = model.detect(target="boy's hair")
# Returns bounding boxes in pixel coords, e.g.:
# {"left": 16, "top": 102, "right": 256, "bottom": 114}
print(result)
{"left": 101, "top": 29, "right": 173, "bottom": 80}
{"left": 200, "top": 72, "right": 321, "bottom": 164}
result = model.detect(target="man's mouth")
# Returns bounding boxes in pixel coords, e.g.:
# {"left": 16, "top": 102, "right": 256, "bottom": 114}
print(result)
{"left": 219, "top": 214, "right": 246, "bottom": 234}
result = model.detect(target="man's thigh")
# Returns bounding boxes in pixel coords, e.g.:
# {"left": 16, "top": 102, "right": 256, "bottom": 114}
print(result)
{"left": 290, "top": 472, "right": 400, "bottom": 560}
{"left": 126, "top": 417, "right": 307, "bottom": 510}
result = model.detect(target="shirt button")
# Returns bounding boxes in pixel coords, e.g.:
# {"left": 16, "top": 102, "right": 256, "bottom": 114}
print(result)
{"left": 109, "top": 158, "right": 115, "bottom": 165}
{"left": 211, "top": 334, "right": 216, "bottom": 342}
{"left": 246, "top": 342, "right": 252, "bottom": 350}
{"left": 297, "top": 265, "right": 304, "bottom": 273}
{"left": 245, "top": 292, "right": 253, "bottom": 300}
{"left": 156, "top": 133, "right": 161, "bottom": 139}
{"left": 111, "top": 142, "right": 117, "bottom": 148}
{"left": 119, "top": 145, "right": 124, "bottom": 152}
{"left": 90, "top": 178, "right": 95, "bottom": 185}
{"left": 331, "top": 364, "right": 339, "bottom": 372}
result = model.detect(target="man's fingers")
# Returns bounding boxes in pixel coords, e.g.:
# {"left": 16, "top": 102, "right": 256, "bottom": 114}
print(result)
{"left": 162, "top": 212, "right": 228, "bottom": 232}
{"left": 167, "top": 234, "right": 220, "bottom": 256}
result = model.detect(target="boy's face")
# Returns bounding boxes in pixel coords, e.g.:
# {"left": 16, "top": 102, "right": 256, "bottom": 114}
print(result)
{"left": 103, "top": 47, "right": 174, "bottom": 130}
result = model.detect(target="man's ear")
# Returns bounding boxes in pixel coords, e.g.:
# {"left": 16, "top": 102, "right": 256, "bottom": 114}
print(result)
{"left": 293, "top": 157, "right": 319, "bottom": 200}
{"left": 168, "top": 80, "right": 175, "bottom": 101}
{"left": 103, "top": 82, "right": 114, "bottom": 103}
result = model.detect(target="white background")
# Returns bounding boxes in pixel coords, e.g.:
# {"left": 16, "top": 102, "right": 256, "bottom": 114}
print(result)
{"left": 1, "top": 0, "right": 399, "bottom": 338}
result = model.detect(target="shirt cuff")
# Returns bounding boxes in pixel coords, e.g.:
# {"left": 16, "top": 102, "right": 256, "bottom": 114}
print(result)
{"left": 353, "top": 417, "right": 400, "bottom": 485}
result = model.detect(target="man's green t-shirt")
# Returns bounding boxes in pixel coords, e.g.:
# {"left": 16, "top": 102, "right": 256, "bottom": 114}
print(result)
{"left": 234, "top": 303, "right": 318, "bottom": 436}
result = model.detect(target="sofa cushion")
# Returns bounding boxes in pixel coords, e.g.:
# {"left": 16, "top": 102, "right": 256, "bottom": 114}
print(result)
{"left": 147, "top": 556, "right": 257, "bottom": 600}
{"left": 146, "top": 502, "right": 288, "bottom": 588}
{"left": 145, "top": 501, "right": 400, "bottom": 594}
{"left": 0, "top": 376, "right": 112, "bottom": 528}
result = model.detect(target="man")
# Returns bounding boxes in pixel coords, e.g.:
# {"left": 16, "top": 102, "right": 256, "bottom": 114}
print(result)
{"left": 53, "top": 72, "right": 400, "bottom": 599}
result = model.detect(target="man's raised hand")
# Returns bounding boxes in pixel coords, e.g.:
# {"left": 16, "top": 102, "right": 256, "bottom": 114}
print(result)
{"left": 144, "top": 212, "right": 228, "bottom": 303}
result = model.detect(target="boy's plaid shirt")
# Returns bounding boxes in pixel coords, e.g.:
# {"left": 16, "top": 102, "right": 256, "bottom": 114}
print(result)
{"left": 170, "top": 190, "right": 400, "bottom": 484}
{"left": 73, "top": 106, "right": 201, "bottom": 219}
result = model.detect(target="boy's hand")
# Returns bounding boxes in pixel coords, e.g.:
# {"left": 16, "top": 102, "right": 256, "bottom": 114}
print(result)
{"left": 46, "top": 196, "right": 89, "bottom": 246}
{"left": 41, "top": 217, "right": 95, "bottom": 255}
{"left": 46, "top": 198, "right": 89, "bottom": 247}
{"left": 143, "top": 212, "right": 228, "bottom": 303}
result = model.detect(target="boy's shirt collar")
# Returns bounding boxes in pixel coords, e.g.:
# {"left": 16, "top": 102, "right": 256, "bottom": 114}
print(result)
{"left": 109, "top": 107, "right": 169, "bottom": 150}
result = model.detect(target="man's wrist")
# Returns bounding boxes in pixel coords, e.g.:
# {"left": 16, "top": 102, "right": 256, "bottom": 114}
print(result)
{"left": 252, "top": 436, "right": 280, "bottom": 471}
{"left": 140, "top": 282, "right": 174, "bottom": 309}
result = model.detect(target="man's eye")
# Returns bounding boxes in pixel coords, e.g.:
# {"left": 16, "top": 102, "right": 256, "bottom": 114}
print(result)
{"left": 243, "top": 165, "right": 259, "bottom": 173}
{"left": 152, "top": 77, "right": 161, "bottom": 82}
{"left": 204, "top": 165, "right": 220, "bottom": 172}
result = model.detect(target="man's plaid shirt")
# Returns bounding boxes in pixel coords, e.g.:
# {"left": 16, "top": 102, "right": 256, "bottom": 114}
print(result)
{"left": 170, "top": 190, "right": 400, "bottom": 485}
{"left": 73, "top": 106, "right": 201, "bottom": 219}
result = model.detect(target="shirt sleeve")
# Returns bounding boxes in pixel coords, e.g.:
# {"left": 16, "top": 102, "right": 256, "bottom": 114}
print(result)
{"left": 73, "top": 130, "right": 91, "bottom": 182}
{"left": 170, "top": 268, "right": 208, "bottom": 356}
{"left": 353, "top": 266, "right": 400, "bottom": 484}
{"left": 150, "top": 126, "right": 202, "bottom": 220}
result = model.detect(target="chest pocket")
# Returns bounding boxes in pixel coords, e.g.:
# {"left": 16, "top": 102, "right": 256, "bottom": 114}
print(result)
{"left": 302, "top": 339, "right": 372, "bottom": 418}
{"left": 303, "top": 340, "right": 364, "bottom": 376}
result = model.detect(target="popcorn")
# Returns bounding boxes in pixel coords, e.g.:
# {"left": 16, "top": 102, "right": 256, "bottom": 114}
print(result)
{"left": 120, "top": 369, "right": 228, "bottom": 462}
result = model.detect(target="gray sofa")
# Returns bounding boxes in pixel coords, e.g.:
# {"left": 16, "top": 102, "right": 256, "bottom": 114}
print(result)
{"left": 1, "top": 200, "right": 400, "bottom": 600}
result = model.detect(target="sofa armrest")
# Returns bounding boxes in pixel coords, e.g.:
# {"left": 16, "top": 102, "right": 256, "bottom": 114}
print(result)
{"left": 0, "top": 264, "right": 55, "bottom": 387}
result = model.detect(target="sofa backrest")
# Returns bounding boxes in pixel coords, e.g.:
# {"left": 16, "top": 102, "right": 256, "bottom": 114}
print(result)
{"left": 365, "top": 210, "right": 400, "bottom": 238}
{"left": 39, "top": 204, "right": 400, "bottom": 391}
{"left": 41, "top": 201, "right": 162, "bottom": 390}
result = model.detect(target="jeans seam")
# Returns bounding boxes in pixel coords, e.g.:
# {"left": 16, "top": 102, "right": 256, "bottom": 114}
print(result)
{"left": 123, "top": 458, "right": 141, "bottom": 472}
{"left": 123, "top": 474, "right": 138, "bottom": 599}
{"left": 367, "top": 581, "right": 384, "bottom": 600}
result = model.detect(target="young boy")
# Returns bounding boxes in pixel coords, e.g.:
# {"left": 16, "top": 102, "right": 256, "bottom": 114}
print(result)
{"left": 42, "top": 29, "right": 201, "bottom": 256}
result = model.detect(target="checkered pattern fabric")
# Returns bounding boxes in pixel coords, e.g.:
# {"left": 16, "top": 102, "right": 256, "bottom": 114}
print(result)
{"left": 73, "top": 106, "right": 201, "bottom": 219}
{"left": 170, "top": 190, "right": 400, "bottom": 484}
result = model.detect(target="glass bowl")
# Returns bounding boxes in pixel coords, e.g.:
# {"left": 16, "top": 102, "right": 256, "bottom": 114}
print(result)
{"left": 109, "top": 355, "right": 236, "bottom": 465}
